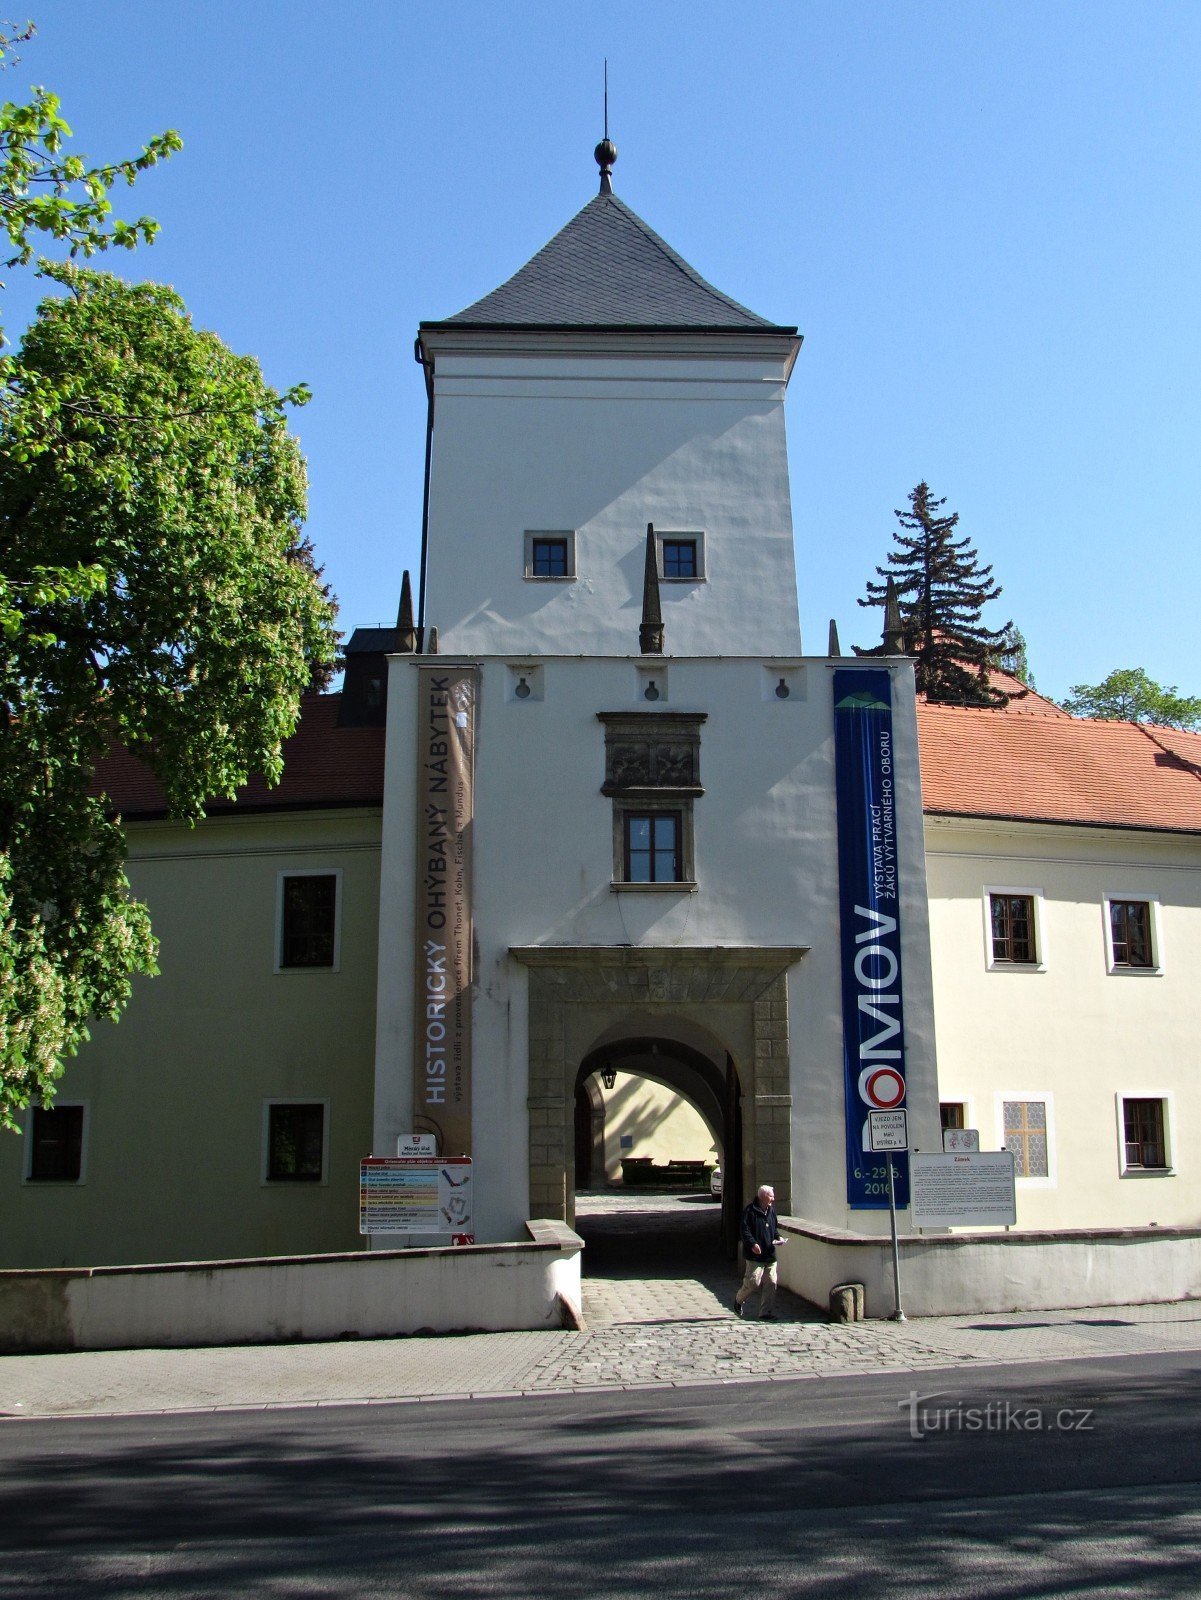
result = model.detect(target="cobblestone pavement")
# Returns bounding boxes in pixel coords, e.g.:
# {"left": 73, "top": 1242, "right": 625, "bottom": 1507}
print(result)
{"left": 2, "top": 1194, "right": 1200, "bottom": 1418}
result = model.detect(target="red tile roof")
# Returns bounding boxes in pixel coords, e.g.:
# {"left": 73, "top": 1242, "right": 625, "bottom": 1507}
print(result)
{"left": 95, "top": 693, "right": 386, "bottom": 820}
{"left": 918, "top": 697, "right": 1201, "bottom": 834}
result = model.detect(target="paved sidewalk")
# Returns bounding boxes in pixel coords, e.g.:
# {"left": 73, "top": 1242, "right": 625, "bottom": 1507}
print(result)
{"left": 2, "top": 1195, "right": 1200, "bottom": 1420}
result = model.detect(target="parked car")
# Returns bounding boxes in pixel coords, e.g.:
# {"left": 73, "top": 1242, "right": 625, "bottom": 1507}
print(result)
{"left": 710, "top": 1164, "right": 722, "bottom": 1197}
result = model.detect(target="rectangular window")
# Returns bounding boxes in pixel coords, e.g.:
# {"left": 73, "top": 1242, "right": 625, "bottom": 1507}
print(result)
{"left": 523, "top": 530, "right": 575, "bottom": 580}
{"left": 654, "top": 530, "right": 705, "bottom": 581}
{"left": 266, "top": 1102, "right": 326, "bottom": 1182}
{"left": 661, "top": 539, "right": 698, "bottom": 579}
{"left": 624, "top": 811, "right": 682, "bottom": 883}
{"left": 27, "top": 1105, "right": 85, "bottom": 1182}
{"left": 1003, "top": 1099, "right": 1049, "bottom": 1178}
{"left": 940, "top": 1102, "right": 966, "bottom": 1131}
{"left": 1122, "top": 1098, "right": 1167, "bottom": 1170}
{"left": 1110, "top": 900, "right": 1153, "bottom": 968}
{"left": 531, "top": 537, "right": 568, "bottom": 578}
{"left": 990, "top": 894, "right": 1037, "bottom": 964}
{"left": 278, "top": 872, "right": 339, "bottom": 970}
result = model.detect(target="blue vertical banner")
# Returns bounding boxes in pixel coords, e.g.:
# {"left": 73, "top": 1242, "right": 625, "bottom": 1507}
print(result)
{"left": 833, "top": 668, "right": 909, "bottom": 1209}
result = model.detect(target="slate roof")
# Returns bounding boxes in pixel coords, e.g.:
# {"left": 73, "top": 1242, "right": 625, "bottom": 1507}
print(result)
{"left": 918, "top": 698, "right": 1201, "bottom": 835}
{"left": 431, "top": 192, "right": 792, "bottom": 331}
{"left": 95, "top": 693, "right": 386, "bottom": 821}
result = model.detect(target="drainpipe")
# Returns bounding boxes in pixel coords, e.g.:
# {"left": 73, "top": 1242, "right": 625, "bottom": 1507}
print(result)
{"left": 414, "top": 336, "right": 435, "bottom": 634}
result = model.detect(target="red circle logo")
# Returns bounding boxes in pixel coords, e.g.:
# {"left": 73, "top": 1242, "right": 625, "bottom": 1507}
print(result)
{"left": 863, "top": 1067, "right": 905, "bottom": 1109}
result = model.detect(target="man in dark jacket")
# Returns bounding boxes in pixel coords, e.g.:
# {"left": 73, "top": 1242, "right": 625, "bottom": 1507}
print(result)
{"left": 735, "top": 1184, "right": 786, "bottom": 1319}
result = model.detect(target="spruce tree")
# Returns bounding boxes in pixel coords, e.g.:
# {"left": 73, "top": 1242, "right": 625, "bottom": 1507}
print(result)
{"left": 858, "top": 482, "right": 1015, "bottom": 707}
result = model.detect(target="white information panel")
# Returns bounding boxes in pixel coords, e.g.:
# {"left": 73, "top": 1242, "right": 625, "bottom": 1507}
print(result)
{"left": 942, "top": 1127, "right": 980, "bottom": 1153}
{"left": 868, "top": 1110, "right": 909, "bottom": 1152}
{"left": 360, "top": 1156, "right": 473, "bottom": 1240}
{"left": 911, "top": 1151, "right": 1016, "bottom": 1228}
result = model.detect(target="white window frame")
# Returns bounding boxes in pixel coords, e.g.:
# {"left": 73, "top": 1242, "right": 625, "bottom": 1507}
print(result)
{"left": 1115, "top": 1091, "right": 1176, "bottom": 1177}
{"left": 261, "top": 1097, "right": 331, "bottom": 1186}
{"left": 1103, "top": 892, "right": 1164, "bottom": 976}
{"left": 523, "top": 529, "right": 576, "bottom": 581}
{"left": 938, "top": 1097, "right": 978, "bottom": 1142}
{"left": 995, "top": 1091, "right": 1057, "bottom": 1188}
{"left": 275, "top": 868, "right": 343, "bottom": 974}
{"left": 22, "top": 1099, "right": 90, "bottom": 1185}
{"left": 983, "top": 885, "right": 1047, "bottom": 973}
{"left": 654, "top": 529, "right": 706, "bottom": 582}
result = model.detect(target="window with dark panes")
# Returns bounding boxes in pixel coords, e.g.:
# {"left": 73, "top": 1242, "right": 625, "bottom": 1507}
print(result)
{"left": 1123, "top": 1098, "right": 1167, "bottom": 1169}
{"left": 1003, "top": 1099, "right": 1049, "bottom": 1177}
{"left": 940, "top": 1102, "right": 966, "bottom": 1131}
{"left": 530, "top": 537, "right": 569, "bottom": 577}
{"left": 624, "top": 812, "right": 682, "bottom": 883}
{"left": 281, "top": 874, "right": 337, "bottom": 969}
{"left": 28, "top": 1105, "right": 84, "bottom": 1182}
{"left": 990, "top": 894, "right": 1037, "bottom": 964}
{"left": 1111, "top": 901, "right": 1153, "bottom": 968}
{"left": 267, "top": 1103, "right": 325, "bottom": 1182}
{"left": 661, "top": 538, "right": 698, "bottom": 579}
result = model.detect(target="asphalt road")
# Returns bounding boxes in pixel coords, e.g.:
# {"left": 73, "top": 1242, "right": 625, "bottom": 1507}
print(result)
{"left": 1, "top": 1350, "right": 1199, "bottom": 1599}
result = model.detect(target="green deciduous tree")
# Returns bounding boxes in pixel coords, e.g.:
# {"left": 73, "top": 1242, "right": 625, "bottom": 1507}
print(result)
{"left": 1062, "top": 668, "right": 1201, "bottom": 731}
{"left": 858, "top": 481, "right": 1016, "bottom": 707}
{"left": 0, "top": 269, "right": 338, "bottom": 1127}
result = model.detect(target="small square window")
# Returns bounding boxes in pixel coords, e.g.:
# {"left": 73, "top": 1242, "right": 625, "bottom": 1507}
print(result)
{"left": 654, "top": 530, "right": 705, "bottom": 581}
{"left": 523, "top": 530, "right": 575, "bottom": 580}
{"left": 1003, "top": 1099, "right": 1049, "bottom": 1177}
{"left": 624, "top": 811, "right": 682, "bottom": 883}
{"left": 531, "top": 538, "right": 568, "bottom": 577}
{"left": 1122, "top": 1097, "right": 1168, "bottom": 1170}
{"left": 27, "top": 1105, "right": 85, "bottom": 1182}
{"left": 940, "top": 1102, "right": 966, "bottom": 1131}
{"left": 661, "top": 539, "right": 697, "bottom": 579}
{"left": 266, "top": 1102, "right": 326, "bottom": 1182}
{"left": 990, "top": 894, "right": 1037, "bottom": 964}
{"left": 1110, "top": 900, "right": 1153, "bottom": 968}
{"left": 278, "top": 872, "right": 339, "bottom": 970}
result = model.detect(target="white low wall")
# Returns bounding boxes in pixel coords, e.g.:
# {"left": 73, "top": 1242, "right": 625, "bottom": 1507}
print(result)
{"left": 780, "top": 1217, "right": 1201, "bottom": 1318}
{"left": 0, "top": 1220, "right": 584, "bottom": 1354}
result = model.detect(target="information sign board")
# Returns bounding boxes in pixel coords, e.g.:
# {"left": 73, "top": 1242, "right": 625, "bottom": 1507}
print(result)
{"left": 396, "top": 1134, "right": 436, "bottom": 1158}
{"left": 359, "top": 1156, "right": 473, "bottom": 1240}
{"left": 942, "top": 1127, "right": 980, "bottom": 1153}
{"left": 911, "top": 1152, "right": 1016, "bottom": 1228}
{"left": 869, "top": 1110, "right": 908, "bottom": 1152}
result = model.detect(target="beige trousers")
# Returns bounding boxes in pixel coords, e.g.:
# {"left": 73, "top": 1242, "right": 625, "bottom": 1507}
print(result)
{"left": 735, "top": 1258, "right": 778, "bottom": 1316}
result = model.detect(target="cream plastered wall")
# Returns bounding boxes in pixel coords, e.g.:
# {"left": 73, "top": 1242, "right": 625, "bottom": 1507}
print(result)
{"left": 419, "top": 331, "right": 803, "bottom": 658}
{"left": 592, "top": 1073, "right": 715, "bottom": 1183}
{"left": 0, "top": 809, "right": 382, "bottom": 1270}
{"left": 925, "top": 815, "right": 1201, "bottom": 1231}
{"left": 375, "top": 653, "right": 939, "bottom": 1242}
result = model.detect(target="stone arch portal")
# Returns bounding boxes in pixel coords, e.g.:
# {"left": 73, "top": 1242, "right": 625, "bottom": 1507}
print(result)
{"left": 512, "top": 945, "right": 808, "bottom": 1241}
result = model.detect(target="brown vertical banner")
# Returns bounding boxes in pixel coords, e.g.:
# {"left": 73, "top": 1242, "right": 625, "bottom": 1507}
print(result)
{"left": 413, "top": 665, "right": 477, "bottom": 1156}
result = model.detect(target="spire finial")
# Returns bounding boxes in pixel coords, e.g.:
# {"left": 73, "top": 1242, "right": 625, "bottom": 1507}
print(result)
{"left": 594, "top": 59, "right": 617, "bottom": 195}
{"left": 882, "top": 577, "right": 906, "bottom": 654}
{"left": 397, "top": 569, "right": 416, "bottom": 653}
{"left": 639, "top": 523, "right": 664, "bottom": 655}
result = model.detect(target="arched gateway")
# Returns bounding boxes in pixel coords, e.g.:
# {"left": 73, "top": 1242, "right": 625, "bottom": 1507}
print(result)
{"left": 512, "top": 946, "right": 807, "bottom": 1232}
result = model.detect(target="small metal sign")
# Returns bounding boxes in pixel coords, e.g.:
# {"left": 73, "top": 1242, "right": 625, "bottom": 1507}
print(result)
{"left": 869, "top": 1110, "right": 909, "bottom": 1152}
{"left": 942, "top": 1127, "right": 980, "bottom": 1153}
{"left": 397, "top": 1133, "right": 436, "bottom": 1158}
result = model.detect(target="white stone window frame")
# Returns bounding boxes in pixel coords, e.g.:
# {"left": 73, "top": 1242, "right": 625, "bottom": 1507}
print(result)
{"left": 260, "top": 1097, "right": 331, "bottom": 1186}
{"left": 982, "top": 885, "right": 1047, "bottom": 973}
{"left": 275, "top": 868, "right": 343, "bottom": 975}
{"left": 22, "top": 1099, "right": 91, "bottom": 1185}
{"left": 654, "top": 529, "right": 706, "bottom": 582}
{"left": 1115, "top": 1091, "right": 1176, "bottom": 1178}
{"left": 995, "top": 1091, "right": 1057, "bottom": 1188}
{"left": 938, "top": 1097, "right": 978, "bottom": 1144}
{"left": 1102, "top": 892, "right": 1164, "bottom": 977}
{"left": 523, "top": 530, "right": 576, "bottom": 581}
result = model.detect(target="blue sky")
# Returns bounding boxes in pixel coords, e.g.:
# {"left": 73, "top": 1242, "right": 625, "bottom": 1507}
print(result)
{"left": 7, "top": 1, "right": 1200, "bottom": 701}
